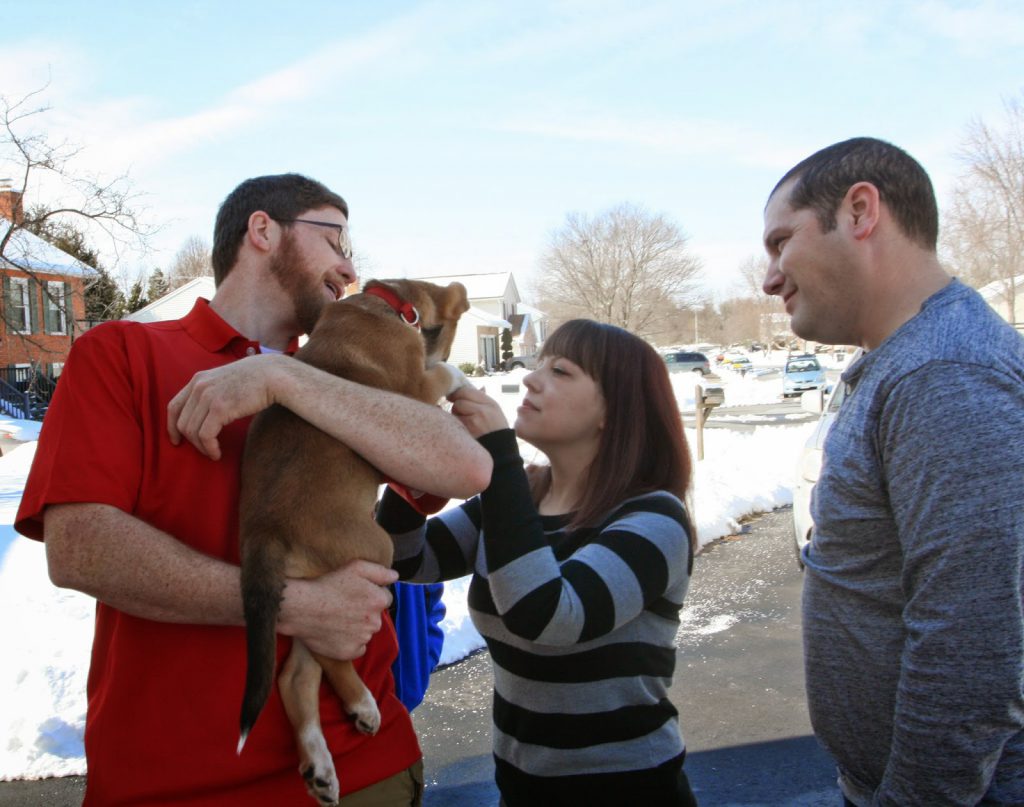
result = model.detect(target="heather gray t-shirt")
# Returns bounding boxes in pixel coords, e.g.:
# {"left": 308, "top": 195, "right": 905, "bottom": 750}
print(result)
{"left": 803, "top": 279, "right": 1024, "bottom": 806}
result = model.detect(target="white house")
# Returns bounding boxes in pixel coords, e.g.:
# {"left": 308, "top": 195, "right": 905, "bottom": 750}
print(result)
{"left": 977, "top": 274, "right": 1024, "bottom": 330}
{"left": 125, "top": 276, "right": 216, "bottom": 323}
{"left": 415, "top": 272, "right": 547, "bottom": 369}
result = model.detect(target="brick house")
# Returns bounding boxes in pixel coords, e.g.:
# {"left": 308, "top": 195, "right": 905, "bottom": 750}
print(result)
{"left": 0, "top": 188, "right": 90, "bottom": 419}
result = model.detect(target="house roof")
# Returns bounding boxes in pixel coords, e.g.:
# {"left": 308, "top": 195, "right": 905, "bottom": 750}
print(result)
{"left": 415, "top": 272, "right": 518, "bottom": 301}
{"left": 464, "top": 306, "right": 512, "bottom": 329}
{"left": 977, "top": 274, "right": 1024, "bottom": 301}
{"left": 126, "top": 276, "right": 216, "bottom": 323}
{"left": 0, "top": 218, "right": 93, "bottom": 277}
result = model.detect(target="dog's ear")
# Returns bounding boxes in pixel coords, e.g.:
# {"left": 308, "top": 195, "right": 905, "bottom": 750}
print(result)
{"left": 441, "top": 282, "right": 470, "bottom": 318}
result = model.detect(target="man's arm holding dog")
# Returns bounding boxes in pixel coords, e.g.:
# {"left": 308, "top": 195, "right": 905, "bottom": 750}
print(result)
{"left": 44, "top": 502, "right": 394, "bottom": 659}
{"left": 168, "top": 354, "right": 492, "bottom": 497}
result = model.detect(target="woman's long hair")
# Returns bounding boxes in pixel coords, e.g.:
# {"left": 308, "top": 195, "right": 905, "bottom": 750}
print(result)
{"left": 526, "top": 320, "right": 694, "bottom": 551}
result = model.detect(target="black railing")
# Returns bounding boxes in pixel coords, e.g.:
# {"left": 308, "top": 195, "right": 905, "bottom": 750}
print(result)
{"left": 0, "top": 366, "right": 58, "bottom": 421}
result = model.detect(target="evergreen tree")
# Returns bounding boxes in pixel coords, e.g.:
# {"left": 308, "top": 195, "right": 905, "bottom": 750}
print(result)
{"left": 86, "top": 267, "right": 126, "bottom": 321}
{"left": 124, "top": 280, "right": 148, "bottom": 314}
{"left": 500, "top": 328, "right": 514, "bottom": 368}
{"left": 147, "top": 268, "right": 170, "bottom": 302}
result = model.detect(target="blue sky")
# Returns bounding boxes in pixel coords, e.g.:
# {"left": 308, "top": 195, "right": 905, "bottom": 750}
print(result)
{"left": 3, "top": 0, "right": 1022, "bottom": 300}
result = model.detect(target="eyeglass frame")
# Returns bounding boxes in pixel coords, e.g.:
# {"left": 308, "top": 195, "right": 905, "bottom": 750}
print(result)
{"left": 274, "top": 217, "right": 352, "bottom": 260}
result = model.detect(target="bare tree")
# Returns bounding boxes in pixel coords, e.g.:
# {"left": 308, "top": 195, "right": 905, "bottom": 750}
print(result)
{"left": 0, "top": 85, "right": 149, "bottom": 347}
{"left": 167, "top": 235, "right": 212, "bottom": 290}
{"left": 731, "top": 255, "right": 784, "bottom": 343}
{"left": 943, "top": 92, "right": 1024, "bottom": 325}
{"left": 534, "top": 203, "right": 702, "bottom": 340}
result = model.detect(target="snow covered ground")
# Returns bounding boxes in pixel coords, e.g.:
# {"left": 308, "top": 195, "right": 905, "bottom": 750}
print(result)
{"left": 0, "top": 351, "right": 834, "bottom": 780}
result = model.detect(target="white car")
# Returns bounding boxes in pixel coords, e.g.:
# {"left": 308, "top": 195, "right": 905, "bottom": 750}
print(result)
{"left": 792, "top": 350, "right": 862, "bottom": 566}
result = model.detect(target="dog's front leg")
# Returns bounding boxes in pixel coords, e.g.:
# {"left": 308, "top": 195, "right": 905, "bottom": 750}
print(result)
{"left": 419, "top": 362, "right": 468, "bottom": 403}
{"left": 279, "top": 640, "right": 340, "bottom": 806}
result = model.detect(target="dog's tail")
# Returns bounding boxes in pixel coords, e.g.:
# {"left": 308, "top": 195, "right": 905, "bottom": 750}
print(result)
{"left": 237, "top": 532, "right": 288, "bottom": 754}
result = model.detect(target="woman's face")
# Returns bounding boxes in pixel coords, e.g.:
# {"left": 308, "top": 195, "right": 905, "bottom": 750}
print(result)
{"left": 514, "top": 355, "right": 605, "bottom": 453}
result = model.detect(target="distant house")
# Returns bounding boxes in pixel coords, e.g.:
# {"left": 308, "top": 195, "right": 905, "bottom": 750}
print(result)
{"left": 415, "top": 272, "right": 547, "bottom": 369}
{"left": 126, "top": 276, "right": 216, "bottom": 323}
{"left": 977, "top": 274, "right": 1023, "bottom": 331}
{"left": 0, "top": 189, "right": 91, "bottom": 419}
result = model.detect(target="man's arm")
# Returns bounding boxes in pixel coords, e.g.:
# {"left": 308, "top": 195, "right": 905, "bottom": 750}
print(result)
{"left": 875, "top": 365, "right": 1024, "bottom": 805}
{"left": 44, "top": 503, "right": 397, "bottom": 659}
{"left": 167, "top": 355, "right": 492, "bottom": 498}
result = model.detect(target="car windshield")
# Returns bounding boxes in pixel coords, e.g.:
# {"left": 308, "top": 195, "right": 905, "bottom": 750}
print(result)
{"left": 786, "top": 359, "right": 820, "bottom": 373}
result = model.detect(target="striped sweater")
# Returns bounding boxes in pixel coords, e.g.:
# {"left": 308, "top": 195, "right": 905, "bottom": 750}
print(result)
{"left": 377, "top": 429, "right": 693, "bottom": 806}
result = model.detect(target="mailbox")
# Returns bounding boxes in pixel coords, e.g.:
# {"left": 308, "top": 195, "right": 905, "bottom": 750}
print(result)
{"left": 700, "top": 386, "right": 724, "bottom": 409}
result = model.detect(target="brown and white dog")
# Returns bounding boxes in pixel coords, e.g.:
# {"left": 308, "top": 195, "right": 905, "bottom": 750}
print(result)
{"left": 237, "top": 278, "right": 469, "bottom": 805}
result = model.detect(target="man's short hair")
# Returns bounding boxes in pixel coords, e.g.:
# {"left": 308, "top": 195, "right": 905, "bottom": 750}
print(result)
{"left": 770, "top": 137, "right": 938, "bottom": 251}
{"left": 212, "top": 174, "right": 349, "bottom": 284}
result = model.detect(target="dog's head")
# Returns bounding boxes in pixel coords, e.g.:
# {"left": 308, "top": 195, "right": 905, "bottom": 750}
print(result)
{"left": 363, "top": 279, "right": 469, "bottom": 363}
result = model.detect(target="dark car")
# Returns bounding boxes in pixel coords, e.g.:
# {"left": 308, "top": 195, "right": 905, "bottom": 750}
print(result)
{"left": 662, "top": 351, "right": 711, "bottom": 375}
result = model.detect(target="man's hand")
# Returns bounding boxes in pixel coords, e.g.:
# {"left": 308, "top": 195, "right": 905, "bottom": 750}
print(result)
{"left": 448, "top": 384, "right": 509, "bottom": 439}
{"left": 277, "top": 560, "right": 399, "bottom": 660}
{"left": 168, "top": 355, "right": 287, "bottom": 460}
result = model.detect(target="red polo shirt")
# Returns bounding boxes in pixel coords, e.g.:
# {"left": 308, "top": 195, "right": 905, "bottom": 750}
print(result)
{"left": 16, "top": 299, "right": 420, "bottom": 806}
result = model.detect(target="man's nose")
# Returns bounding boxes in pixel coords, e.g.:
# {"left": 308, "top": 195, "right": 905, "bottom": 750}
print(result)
{"left": 762, "top": 261, "right": 784, "bottom": 297}
{"left": 340, "top": 260, "right": 357, "bottom": 287}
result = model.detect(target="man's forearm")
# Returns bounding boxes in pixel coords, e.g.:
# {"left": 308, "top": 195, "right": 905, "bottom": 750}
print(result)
{"left": 44, "top": 503, "right": 244, "bottom": 625}
{"left": 44, "top": 503, "right": 399, "bottom": 660}
{"left": 274, "top": 360, "right": 492, "bottom": 497}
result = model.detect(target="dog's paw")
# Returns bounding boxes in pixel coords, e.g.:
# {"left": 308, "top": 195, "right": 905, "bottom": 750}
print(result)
{"left": 348, "top": 690, "right": 381, "bottom": 735}
{"left": 440, "top": 362, "right": 469, "bottom": 396}
{"left": 298, "top": 726, "right": 340, "bottom": 805}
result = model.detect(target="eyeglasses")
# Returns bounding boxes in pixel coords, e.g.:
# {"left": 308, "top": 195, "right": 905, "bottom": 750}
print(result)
{"left": 275, "top": 218, "right": 352, "bottom": 260}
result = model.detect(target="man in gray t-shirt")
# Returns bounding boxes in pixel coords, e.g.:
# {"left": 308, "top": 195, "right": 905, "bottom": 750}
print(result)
{"left": 762, "top": 137, "right": 1024, "bottom": 806}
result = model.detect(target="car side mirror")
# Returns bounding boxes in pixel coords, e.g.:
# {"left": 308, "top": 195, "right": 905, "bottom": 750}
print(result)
{"left": 800, "top": 388, "right": 825, "bottom": 414}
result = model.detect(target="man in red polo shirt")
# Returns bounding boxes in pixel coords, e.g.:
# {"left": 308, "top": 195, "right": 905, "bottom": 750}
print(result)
{"left": 15, "top": 173, "right": 492, "bottom": 806}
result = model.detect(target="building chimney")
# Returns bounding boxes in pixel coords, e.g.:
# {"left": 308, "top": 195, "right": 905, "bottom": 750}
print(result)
{"left": 0, "top": 179, "right": 24, "bottom": 225}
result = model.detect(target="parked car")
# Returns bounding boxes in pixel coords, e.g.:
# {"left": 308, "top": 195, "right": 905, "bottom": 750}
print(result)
{"left": 782, "top": 354, "right": 827, "bottom": 397}
{"left": 662, "top": 351, "right": 711, "bottom": 375}
{"left": 720, "top": 354, "right": 752, "bottom": 374}
{"left": 504, "top": 354, "right": 537, "bottom": 370}
{"left": 792, "top": 349, "right": 862, "bottom": 567}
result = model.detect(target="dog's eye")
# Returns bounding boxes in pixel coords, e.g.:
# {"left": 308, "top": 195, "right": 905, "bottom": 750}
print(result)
{"left": 421, "top": 326, "right": 442, "bottom": 340}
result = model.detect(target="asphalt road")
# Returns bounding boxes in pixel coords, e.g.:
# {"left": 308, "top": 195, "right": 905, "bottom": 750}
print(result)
{"left": 0, "top": 508, "right": 838, "bottom": 806}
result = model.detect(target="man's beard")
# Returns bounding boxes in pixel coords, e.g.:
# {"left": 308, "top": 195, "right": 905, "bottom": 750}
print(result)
{"left": 268, "top": 232, "right": 327, "bottom": 335}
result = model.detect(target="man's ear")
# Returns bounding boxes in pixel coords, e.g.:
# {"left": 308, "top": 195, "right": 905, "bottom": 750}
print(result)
{"left": 845, "top": 182, "right": 881, "bottom": 241}
{"left": 246, "top": 211, "right": 275, "bottom": 254}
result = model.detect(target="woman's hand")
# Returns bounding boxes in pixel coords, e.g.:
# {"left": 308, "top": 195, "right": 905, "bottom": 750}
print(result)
{"left": 448, "top": 385, "right": 509, "bottom": 439}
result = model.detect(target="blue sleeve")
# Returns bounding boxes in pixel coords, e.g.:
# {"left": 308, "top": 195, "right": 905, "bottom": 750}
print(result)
{"left": 390, "top": 581, "right": 446, "bottom": 712}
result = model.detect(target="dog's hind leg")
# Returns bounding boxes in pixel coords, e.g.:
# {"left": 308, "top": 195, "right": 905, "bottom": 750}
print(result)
{"left": 279, "top": 640, "right": 340, "bottom": 806}
{"left": 317, "top": 655, "right": 381, "bottom": 736}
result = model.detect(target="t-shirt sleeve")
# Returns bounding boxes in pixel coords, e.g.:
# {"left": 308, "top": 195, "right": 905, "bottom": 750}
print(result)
{"left": 16, "top": 324, "right": 144, "bottom": 540}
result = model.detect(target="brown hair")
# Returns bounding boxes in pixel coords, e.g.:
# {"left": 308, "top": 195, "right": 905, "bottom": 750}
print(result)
{"left": 527, "top": 320, "right": 694, "bottom": 551}
{"left": 769, "top": 137, "right": 938, "bottom": 251}
{"left": 211, "top": 173, "right": 348, "bottom": 285}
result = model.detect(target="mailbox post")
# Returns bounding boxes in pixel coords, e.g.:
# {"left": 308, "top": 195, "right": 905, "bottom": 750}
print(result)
{"left": 694, "top": 384, "right": 724, "bottom": 461}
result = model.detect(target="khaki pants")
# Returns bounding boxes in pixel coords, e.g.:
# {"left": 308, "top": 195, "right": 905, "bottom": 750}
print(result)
{"left": 339, "top": 760, "right": 424, "bottom": 806}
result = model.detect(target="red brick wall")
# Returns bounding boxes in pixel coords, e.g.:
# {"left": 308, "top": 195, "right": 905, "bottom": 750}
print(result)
{"left": 0, "top": 270, "right": 88, "bottom": 371}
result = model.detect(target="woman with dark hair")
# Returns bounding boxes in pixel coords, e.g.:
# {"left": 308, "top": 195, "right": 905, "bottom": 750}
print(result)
{"left": 377, "top": 319, "right": 698, "bottom": 807}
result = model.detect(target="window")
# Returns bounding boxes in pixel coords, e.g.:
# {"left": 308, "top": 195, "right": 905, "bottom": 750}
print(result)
{"left": 44, "top": 281, "right": 68, "bottom": 335}
{"left": 6, "top": 277, "right": 31, "bottom": 334}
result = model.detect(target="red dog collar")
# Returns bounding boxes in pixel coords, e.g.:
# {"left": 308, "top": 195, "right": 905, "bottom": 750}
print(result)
{"left": 363, "top": 284, "right": 420, "bottom": 328}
